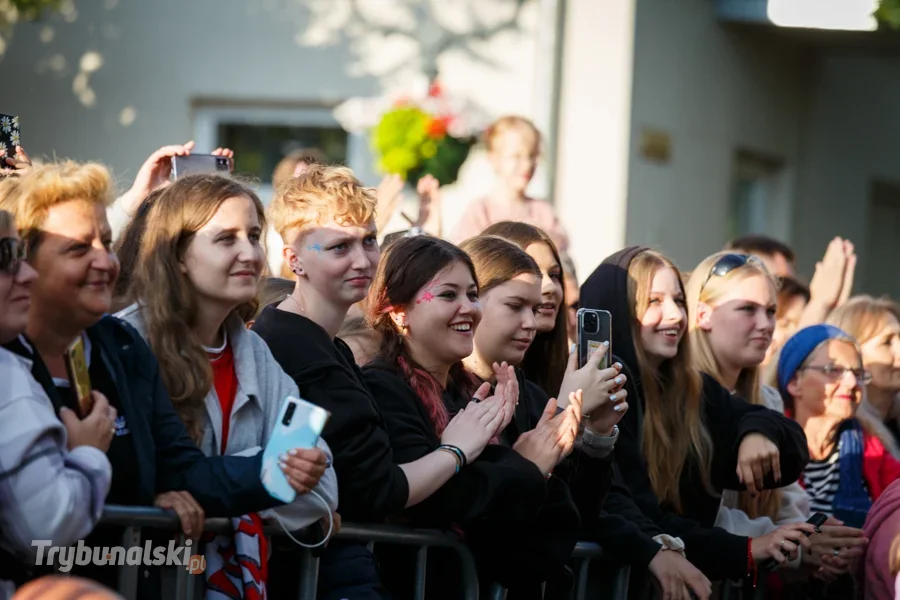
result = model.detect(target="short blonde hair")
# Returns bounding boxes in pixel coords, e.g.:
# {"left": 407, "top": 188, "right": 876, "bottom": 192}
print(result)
{"left": 268, "top": 164, "right": 377, "bottom": 243}
{"left": 484, "top": 115, "right": 541, "bottom": 154}
{"left": 1, "top": 161, "right": 113, "bottom": 245}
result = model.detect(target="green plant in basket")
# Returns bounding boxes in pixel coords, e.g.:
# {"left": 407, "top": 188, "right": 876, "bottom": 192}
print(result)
{"left": 371, "top": 88, "right": 475, "bottom": 187}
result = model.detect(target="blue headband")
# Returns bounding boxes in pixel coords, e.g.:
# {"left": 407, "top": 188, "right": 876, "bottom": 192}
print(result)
{"left": 777, "top": 324, "right": 853, "bottom": 398}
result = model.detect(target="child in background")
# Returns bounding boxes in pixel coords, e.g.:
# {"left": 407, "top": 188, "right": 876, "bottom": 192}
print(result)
{"left": 449, "top": 116, "right": 569, "bottom": 252}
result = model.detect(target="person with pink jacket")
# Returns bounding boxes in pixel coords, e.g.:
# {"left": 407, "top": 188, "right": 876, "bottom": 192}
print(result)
{"left": 860, "top": 479, "right": 900, "bottom": 599}
{"left": 450, "top": 116, "right": 569, "bottom": 252}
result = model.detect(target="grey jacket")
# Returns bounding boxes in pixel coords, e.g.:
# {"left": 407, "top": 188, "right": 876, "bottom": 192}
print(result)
{"left": 116, "top": 304, "right": 338, "bottom": 531}
{"left": 0, "top": 347, "right": 112, "bottom": 598}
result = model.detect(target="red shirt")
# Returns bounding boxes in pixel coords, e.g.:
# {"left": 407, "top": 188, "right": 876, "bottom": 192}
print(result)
{"left": 209, "top": 343, "right": 238, "bottom": 455}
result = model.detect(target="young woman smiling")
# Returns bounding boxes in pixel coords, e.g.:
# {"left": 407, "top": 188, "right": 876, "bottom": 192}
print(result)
{"left": 0, "top": 162, "right": 300, "bottom": 596}
{"left": 116, "top": 174, "right": 337, "bottom": 596}
{"left": 481, "top": 221, "right": 569, "bottom": 400}
{"left": 580, "top": 246, "right": 813, "bottom": 584}
{"left": 252, "top": 165, "right": 501, "bottom": 599}
{"left": 363, "top": 235, "right": 582, "bottom": 598}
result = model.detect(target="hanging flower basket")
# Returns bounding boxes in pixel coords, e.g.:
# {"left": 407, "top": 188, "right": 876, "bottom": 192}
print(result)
{"left": 370, "top": 82, "right": 476, "bottom": 187}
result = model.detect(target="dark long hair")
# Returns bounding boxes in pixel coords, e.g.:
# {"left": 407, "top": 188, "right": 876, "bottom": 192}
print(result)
{"left": 481, "top": 221, "right": 569, "bottom": 396}
{"left": 367, "top": 235, "right": 479, "bottom": 435}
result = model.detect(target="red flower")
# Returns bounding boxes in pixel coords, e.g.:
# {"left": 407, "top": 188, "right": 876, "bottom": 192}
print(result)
{"left": 427, "top": 81, "right": 443, "bottom": 98}
{"left": 425, "top": 116, "right": 450, "bottom": 139}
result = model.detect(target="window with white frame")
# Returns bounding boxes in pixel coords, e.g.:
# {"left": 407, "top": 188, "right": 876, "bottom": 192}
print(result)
{"left": 191, "top": 103, "right": 374, "bottom": 205}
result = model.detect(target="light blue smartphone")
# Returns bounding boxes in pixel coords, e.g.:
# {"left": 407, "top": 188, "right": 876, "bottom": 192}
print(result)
{"left": 261, "top": 396, "right": 330, "bottom": 504}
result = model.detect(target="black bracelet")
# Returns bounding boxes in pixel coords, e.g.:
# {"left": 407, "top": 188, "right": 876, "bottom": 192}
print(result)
{"left": 438, "top": 444, "right": 468, "bottom": 468}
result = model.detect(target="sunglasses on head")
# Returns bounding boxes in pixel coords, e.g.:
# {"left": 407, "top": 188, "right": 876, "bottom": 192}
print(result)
{"left": 0, "top": 237, "right": 27, "bottom": 275}
{"left": 702, "top": 253, "right": 765, "bottom": 288}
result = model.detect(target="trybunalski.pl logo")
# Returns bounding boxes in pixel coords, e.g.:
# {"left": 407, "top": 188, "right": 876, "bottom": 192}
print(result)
{"left": 32, "top": 539, "right": 207, "bottom": 574}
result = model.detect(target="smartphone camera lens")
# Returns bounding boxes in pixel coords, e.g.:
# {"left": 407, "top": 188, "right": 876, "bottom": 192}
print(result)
{"left": 584, "top": 312, "right": 600, "bottom": 334}
{"left": 282, "top": 403, "right": 296, "bottom": 426}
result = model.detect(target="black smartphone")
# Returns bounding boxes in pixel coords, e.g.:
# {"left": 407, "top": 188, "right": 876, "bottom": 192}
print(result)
{"left": 171, "top": 154, "right": 232, "bottom": 178}
{"left": 576, "top": 308, "right": 612, "bottom": 369}
{"left": 0, "top": 113, "right": 20, "bottom": 160}
{"left": 758, "top": 512, "right": 829, "bottom": 572}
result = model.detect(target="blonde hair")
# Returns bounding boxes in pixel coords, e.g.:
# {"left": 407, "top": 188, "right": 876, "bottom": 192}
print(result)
{"left": 891, "top": 532, "right": 900, "bottom": 575}
{"left": 828, "top": 295, "right": 900, "bottom": 345}
{"left": 133, "top": 174, "right": 265, "bottom": 443}
{"left": 628, "top": 250, "right": 714, "bottom": 511}
{"left": 0, "top": 161, "right": 113, "bottom": 247}
{"left": 268, "top": 164, "right": 377, "bottom": 244}
{"left": 686, "top": 251, "right": 781, "bottom": 519}
{"left": 484, "top": 115, "right": 541, "bottom": 154}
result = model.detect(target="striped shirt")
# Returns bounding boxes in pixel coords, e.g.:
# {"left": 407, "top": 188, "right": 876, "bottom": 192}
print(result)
{"left": 803, "top": 445, "right": 841, "bottom": 515}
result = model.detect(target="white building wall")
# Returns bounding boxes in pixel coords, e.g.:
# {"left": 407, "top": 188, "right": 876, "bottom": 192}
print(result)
{"left": 625, "top": 0, "right": 810, "bottom": 274}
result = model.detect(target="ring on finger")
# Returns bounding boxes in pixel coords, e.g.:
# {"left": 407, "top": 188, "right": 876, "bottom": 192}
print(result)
{"left": 832, "top": 548, "right": 840, "bottom": 558}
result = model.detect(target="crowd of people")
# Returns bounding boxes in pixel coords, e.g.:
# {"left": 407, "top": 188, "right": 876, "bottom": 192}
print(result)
{"left": 1, "top": 113, "right": 899, "bottom": 600}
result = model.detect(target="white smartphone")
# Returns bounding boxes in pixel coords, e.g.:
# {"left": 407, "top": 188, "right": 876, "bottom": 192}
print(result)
{"left": 261, "top": 396, "right": 330, "bottom": 504}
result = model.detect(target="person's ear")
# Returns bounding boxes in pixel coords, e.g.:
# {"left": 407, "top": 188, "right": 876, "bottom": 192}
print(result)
{"left": 389, "top": 309, "right": 408, "bottom": 332}
{"left": 283, "top": 245, "right": 303, "bottom": 277}
{"left": 696, "top": 301, "right": 714, "bottom": 331}
{"left": 786, "top": 376, "right": 802, "bottom": 401}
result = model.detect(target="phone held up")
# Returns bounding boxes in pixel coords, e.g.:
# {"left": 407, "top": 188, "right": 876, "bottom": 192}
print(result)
{"left": 170, "top": 154, "right": 232, "bottom": 179}
{"left": 261, "top": 396, "right": 331, "bottom": 504}
{"left": 65, "top": 336, "right": 93, "bottom": 417}
{"left": 576, "top": 308, "right": 612, "bottom": 370}
{"left": 0, "top": 113, "right": 20, "bottom": 161}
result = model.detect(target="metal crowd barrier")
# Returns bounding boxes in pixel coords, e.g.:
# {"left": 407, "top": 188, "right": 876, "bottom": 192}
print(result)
{"left": 98, "top": 505, "right": 631, "bottom": 600}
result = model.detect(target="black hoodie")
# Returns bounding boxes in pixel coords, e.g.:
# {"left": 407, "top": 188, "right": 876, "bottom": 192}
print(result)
{"left": 579, "top": 247, "right": 810, "bottom": 581}
{"left": 251, "top": 305, "right": 410, "bottom": 521}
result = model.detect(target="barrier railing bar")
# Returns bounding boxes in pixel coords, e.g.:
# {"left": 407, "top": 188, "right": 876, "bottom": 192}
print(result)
{"left": 98, "top": 506, "right": 635, "bottom": 600}
{"left": 296, "top": 549, "right": 318, "bottom": 600}
{"left": 413, "top": 545, "right": 427, "bottom": 600}
{"left": 118, "top": 526, "right": 140, "bottom": 600}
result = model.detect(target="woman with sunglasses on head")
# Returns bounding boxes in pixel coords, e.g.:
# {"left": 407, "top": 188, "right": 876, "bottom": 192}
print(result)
{"left": 363, "top": 234, "right": 581, "bottom": 598}
{"left": 0, "top": 162, "right": 311, "bottom": 596}
{"left": 686, "top": 252, "right": 867, "bottom": 586}
{"left": 580, "top": 247, "right": 812, "bottom": 585}
{"left": 115, "top": 174, "right": 336, "bottom": 596}
{"left": 0, "top": 210, "right": 114, "bottom": 597}
{"left": 252, "top": 165, "right": 502, "bottom": 599}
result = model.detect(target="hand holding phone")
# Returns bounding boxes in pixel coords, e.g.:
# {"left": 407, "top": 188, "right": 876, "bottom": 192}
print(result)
{"left": 576, "top": 308, "right": 612, "bottom": 369}
{"left": 261, "top": 397, "right": 330, "bottom": 503}
{"left": 171, "top": 153, "right": 232, "bottom": 178}
{"left": 754, "top": 513, "right": 828, "bottom": 573}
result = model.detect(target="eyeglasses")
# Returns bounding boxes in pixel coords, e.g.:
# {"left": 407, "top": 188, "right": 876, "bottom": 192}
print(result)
{"left": 0, "top": 237, "right": 26, "bottom": 275}
{"left": 802, "top": 365, "right": 873, "bottom": 385}
{"left": 702, "top": 253, "right": 766, "bottom": 288}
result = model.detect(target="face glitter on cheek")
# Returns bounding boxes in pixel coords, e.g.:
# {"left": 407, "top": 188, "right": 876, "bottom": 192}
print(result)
{"left": 306, "top": 244, "right": 323, "bottom": 253}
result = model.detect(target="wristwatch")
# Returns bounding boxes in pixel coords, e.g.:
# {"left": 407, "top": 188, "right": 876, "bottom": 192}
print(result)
{"left": 582, "top": 424, "right": 618, "bottom": 449}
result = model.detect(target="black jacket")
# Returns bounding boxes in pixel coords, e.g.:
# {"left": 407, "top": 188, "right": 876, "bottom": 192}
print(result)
{"left": 362, "top": 360, "right": 580, "bottom": 592}
{"left": 251, "top": 306, "right": 409, "bottom": 522}
{"left": 5, "top": 316, "right": 279, "bottom": 516}
{"left": 579, "top": 246, "right": 810, "bottom": 580}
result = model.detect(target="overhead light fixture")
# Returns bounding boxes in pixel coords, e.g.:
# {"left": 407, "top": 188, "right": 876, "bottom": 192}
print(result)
{"left": 768, "top": 0, "right": 878, "bottom": 31}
